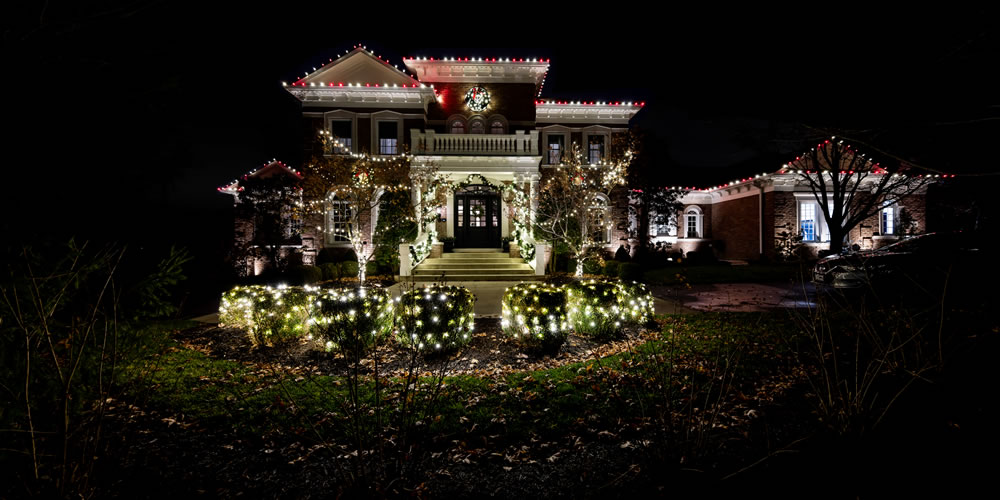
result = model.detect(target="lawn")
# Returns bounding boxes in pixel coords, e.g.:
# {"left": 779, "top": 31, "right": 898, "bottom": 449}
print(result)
{"left": 642, "top": 262, "right": 810, "bottom": 285}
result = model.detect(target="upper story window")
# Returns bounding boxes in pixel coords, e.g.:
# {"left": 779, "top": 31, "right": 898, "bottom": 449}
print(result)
{"left": 469, "top": 118, "right": 485, "bottom": 134}
{"left": 588, "top": 135, "right": 605, "bottom": 164}
{"left": 684, "top": 206, "right": 703, "bottom": 239}
{"left": 490, "top": 120, "right": 505, "bottom": 134}
{"left": 328, "top": 120, "right": 352, "bottom": 154}
{"left": 378, "top": 121, "right": 398, "bottom": 155}
{"left": 450, "top": 119, "right": 465, "bottom": 134}
{"left": 547, "top": 134, "right": 565, "bottom": 164}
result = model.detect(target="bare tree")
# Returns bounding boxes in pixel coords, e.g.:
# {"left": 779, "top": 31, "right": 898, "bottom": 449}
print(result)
{"left": 534, "top": 142, "right": 630, "bottom": 277}
{"left": 786, "top": 136, "right": 933, "bottom": 254}
{"left": 301, "top": 133, "right": 412, "bottom": 282}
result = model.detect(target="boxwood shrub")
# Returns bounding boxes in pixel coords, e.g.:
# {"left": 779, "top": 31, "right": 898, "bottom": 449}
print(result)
{"left": 602, "top": 260, "right": 621, "bottom": 277}
{"left": 565, "top": 279, "right": 656, "bottom": 339}
{"left": 218, "top": 285, "right": 316, "bottom": 347}
{"left": 565, "top": 280, "right": 623, "bottom": 340}
{"left": 615, "top": 280, "right": 656, "bottom": 326}
{"left": 397, "top": 285, "right": 476, "bottom": 353}
{"left": 501, "top": 283, "right": 570, "bottom": 354}
{"left": 313, "top": 286, "right": 393, "bottom": 355}
{"left": 618, "top": 262, "right": 643, "bottom": 281}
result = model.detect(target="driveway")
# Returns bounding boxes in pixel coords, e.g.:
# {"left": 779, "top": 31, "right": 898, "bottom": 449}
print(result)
{"left": 650, "top": 282, "right": 818, "bottom": 313}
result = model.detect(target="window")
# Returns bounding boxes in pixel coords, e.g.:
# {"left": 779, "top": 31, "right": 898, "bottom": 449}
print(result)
{"left": 588, "top": 135, "right": 605, "bottom": 164}
{"left": 649, "top": 211, "right": 677, "bottom": 237}
{"left": 469, "top": 119, "right": 485, "bottom": 134}
{"left": 683, "top": 206, "right": 703, "bottom": 239}
{"left": 797, "top": 199, "right": 835, "bottom": 242}
{"left": 547, "top": 134, "right": 564, "bottom": 164}
{"left": 799, "top": 203, "right": 816, "bottom": 241}
{"left": 590, "top": 195, "right": 611, "bottom": 244}
{"left": 490, "top": 120, "right": 505, "bottom": 134}
{"left": 450, "top": 119, "right": 466, "bottom": 134}
{"left": 881, "top": 204, "right": 896, "bottom": 235}
{"left": 328, "top": 120, "right": 352, "bottom": 154}
{"left": 327, "top": 199, "right": 353, "bottom": 243}
{"left": 378, "top": 121, "right": 398, "bottom": 155}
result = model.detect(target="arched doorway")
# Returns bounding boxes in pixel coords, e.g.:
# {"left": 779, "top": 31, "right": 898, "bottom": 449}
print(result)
{"left": 454, "top": 184, "right": 501, "bottom": 248}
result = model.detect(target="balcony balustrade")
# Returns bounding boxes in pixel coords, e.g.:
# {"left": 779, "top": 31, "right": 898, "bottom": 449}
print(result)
{"left": 411, "top": 130, "right": 539, "bottom": 156}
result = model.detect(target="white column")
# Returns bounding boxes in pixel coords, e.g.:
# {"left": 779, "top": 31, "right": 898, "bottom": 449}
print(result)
{"left": 446, "top": 192, "right": 454, "bottom": 237}
{"left": 399, "top": 243, "right": 412, "bottom": 276}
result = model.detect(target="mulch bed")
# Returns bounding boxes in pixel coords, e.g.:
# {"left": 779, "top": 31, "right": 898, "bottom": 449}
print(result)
{"left": 175, "top": 319, "right": 655, "bottom": 378}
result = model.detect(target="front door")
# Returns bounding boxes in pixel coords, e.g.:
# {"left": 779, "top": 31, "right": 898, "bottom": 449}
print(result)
{"left": 454, "top": 185, "right": 501, "bottom": 248}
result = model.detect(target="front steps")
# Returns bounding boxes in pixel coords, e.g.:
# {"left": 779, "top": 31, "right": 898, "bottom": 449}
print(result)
{"left": 410, "top": 249, "right": 541, "bottom": 281}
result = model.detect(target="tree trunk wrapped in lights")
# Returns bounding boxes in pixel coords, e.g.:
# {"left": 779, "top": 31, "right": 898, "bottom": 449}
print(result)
{"left": 534, "top": 142, "right": 631, "bottom": 277}
{"left": 300, "top": 132, "right": 416, "bottom": 282}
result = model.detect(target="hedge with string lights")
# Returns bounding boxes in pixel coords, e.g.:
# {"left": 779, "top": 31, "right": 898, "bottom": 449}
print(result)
{"left": 565, "top": 279, "right": 656, "bottom": 340}
{"left": 219, "top": 285, "right": 316, "bottom": 347}
{"left": 312, "top": 287, "right": 394, "bottom": 355}
{"left": 501, "top": 283, "right": 569, "bottom": 353}
{"left": 397, "top": 285, "right": 476, "bottom": 353}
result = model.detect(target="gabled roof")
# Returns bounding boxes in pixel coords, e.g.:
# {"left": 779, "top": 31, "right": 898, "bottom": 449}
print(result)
{"left": 217, "top": 160, "right": 303, "bottom": 196}
{"left": 291, "top": 47, "right": 421, "bottom": 88}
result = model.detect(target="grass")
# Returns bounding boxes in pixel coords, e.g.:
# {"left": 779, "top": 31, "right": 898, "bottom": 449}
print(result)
{"left": 129, "top": 313, "right": 803, "bottom": 447}
{"left": 643, "top": 262, "right": 810, "bottom": 285}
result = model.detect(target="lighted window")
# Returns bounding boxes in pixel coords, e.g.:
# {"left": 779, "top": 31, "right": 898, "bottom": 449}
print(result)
{"left": 547, "top": 135, "right": 564, "bottom": 164}
{"left": 590, "top": 196, "right": 611, "bottom": 244}
{"left": 799, "top": 203, "right": 816, "bottom": 241}
{"left": 490, "top": 121, "right": 505, "bottom": 134}
{"left": 649, "top": 211, "right": 677, "bottom": 237}
{"left": 683, "top": 206, "right": 703, "bottom": 239}
{"left": 328, "top": 199, "right": 353, "bottom": 243}
{"left": 588, "top": 135, "right": 605, "bottom": 164}
{"left": 881, "top": 204, "right": 896, "bottom": 235}
{"left": 470, "top": 119, "right": 485, "bottom": 134}
{"left": 450, "top": 120, "right": 465, "bottom": 134}
{"left": 378, "top": 121, "right": 398, "bottom": 155}
{"left": 328, "top": 120, "right": 352, "bottom": 154}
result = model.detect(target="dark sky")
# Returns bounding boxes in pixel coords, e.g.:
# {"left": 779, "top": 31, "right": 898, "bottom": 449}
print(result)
{"left": 4, "top": 3, "right": 997, "bottom": 251}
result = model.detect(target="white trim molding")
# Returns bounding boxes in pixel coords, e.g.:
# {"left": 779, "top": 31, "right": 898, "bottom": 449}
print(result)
{"left": 286, "top": 86, "right": 437, "bottom": 110}
{"left": 535, "top": 103, "right": 642, "bottom": 124}
{"left": 402, "top": 58, "right": 550, "bottom": 87}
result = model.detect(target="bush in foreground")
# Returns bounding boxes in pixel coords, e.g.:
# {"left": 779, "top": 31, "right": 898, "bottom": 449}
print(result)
{"left": 219, "top": 285, "right": 316, "bottom": 347}
{"left": 397, "top": 285, "right": 476, "bottom": 353}
{"left": 501, "top": 283, "right": 570, "bottom": 354}
{"left": 313, "top": 286, "right": 393, "bottom": 355}
{"left": 565, "top": 279, "right": 623, "bottom": 340}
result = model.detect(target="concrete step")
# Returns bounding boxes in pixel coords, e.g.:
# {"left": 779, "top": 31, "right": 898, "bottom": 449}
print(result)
{"left": 418, "top": 265, "right": 532, "bottom": 272}
{"left": 414, "top": 268, "right": 533, "bottom": 276}
{"left": 440, "top": 253, "right": 511, "bottom": 259}
{"left": 408, "top": 274, "right": 544, "bottom": 282}
{"left": 452, "top": 248, "right": 503, "bottom": 253}
{"left": 430, "top": 257, "right": 521, "bottom": 264}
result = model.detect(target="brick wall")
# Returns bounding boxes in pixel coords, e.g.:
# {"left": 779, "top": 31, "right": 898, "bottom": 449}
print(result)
{"left": 711, "top": 194, "right": 760, "bottom": 260}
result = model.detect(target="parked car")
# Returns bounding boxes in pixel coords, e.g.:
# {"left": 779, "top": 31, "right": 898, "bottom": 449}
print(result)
{"left": 812, "top": 232, "right": 985, "bottom": 293}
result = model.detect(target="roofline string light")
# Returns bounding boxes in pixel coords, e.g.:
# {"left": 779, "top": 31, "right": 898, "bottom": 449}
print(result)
{"left": 217, "top": 159, "right": 302, "bottom": 193}
{"left": 403, "top": 55, "right": 551, "bottom": 97}
{"left": 287, "top": 43, "right": 421, "bottom": 88}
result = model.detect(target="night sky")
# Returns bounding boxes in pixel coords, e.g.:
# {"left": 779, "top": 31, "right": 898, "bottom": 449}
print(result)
{"left": 4, "top": 4, "right": 997, "bottom": 297}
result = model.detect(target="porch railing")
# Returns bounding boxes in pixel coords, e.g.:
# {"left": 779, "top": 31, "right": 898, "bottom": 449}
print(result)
{"left": 410, "top": 130, "right": 539, "bottom": 156}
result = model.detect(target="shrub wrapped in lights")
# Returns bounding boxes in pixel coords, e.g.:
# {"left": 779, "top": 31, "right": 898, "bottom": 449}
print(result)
{"left": 501, "top": 283, "right": 569, "bottom": 354}
{"left": 615, "top": 280, "right": 656, "bottom": 326}
{"left": 565, "top": 279, "right": 657, "bottom": 339}
{"left": 218, "top": 285, "right": 317, "bottom": 347}
{"left": 218, "top": 285, "right": 266, "bottom": 331}
{"left": 565, "top": 280, "right": 623, "bottom": 340}
{"left": 397, "top": 285, "right": 476, "bottom": 353}
{"left": 312, "top": 286, "right": 393, "bottom": 355}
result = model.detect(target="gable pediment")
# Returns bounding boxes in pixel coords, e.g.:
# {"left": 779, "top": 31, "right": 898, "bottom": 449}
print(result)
{"left": 299, "top": 48, "right": 419, "bottom": 87}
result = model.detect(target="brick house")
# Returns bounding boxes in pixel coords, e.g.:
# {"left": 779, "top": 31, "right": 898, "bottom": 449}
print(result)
{"left": 219, "top": 46, "right": 928, "bottom": 277}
